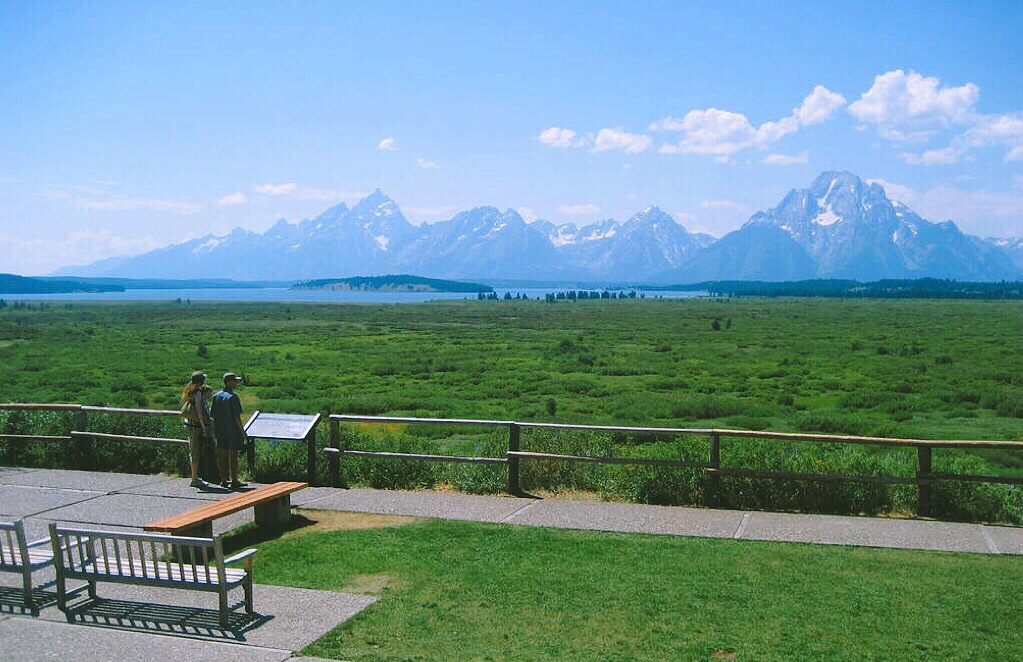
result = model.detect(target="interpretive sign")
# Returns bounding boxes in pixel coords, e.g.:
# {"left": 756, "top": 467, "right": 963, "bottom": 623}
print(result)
{"left": 244, "top": 411, "right": 323, "bottom": 484}
{"left": 245, "top": 412, "right": 321, "bottom": 440}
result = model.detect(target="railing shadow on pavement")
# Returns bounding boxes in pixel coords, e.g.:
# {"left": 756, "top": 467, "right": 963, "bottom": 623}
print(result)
{"left": 64, "top": 595, "right": 272, "bottom": 641}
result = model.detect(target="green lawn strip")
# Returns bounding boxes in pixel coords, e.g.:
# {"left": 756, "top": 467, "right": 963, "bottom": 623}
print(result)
{"left": 249, "top": 519, "right": 1020, "bottom": 661}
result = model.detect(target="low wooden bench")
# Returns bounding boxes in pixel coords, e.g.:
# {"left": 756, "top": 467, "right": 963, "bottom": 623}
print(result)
{"left": 1, "top": 519, "right": 55, "bottom": 615}
{"left": 49, "top": 523, "right": 257, "bottom": 627}
{"left": 143, "top": 481, "right": 308, "bottom": 538}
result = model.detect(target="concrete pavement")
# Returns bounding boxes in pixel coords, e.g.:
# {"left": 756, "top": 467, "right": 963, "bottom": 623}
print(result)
{"left": 2, "top": 465, "right": 1022, "bottom": 660}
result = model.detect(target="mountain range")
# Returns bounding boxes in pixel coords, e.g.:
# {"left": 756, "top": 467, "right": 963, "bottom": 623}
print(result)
{"left": 58, "top": 172, "right": 1023, "bottom": 283}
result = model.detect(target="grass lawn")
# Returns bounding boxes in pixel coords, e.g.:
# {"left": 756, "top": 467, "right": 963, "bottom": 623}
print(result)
{"left": 249, "top": 513, "right": 1021, "bottom": 661}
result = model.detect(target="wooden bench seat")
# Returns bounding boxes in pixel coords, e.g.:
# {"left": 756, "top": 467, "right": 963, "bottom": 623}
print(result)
{"left": 1, "top": 519, "right": 55, "bottom": 615}
{"left": 144, "top": 481, "right": 307, "bottom": 537}
{"left": 49, "top": 524, "right": 257, "bottom": 627}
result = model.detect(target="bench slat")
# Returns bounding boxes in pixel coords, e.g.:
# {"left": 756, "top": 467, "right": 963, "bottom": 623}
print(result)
{"left": 70, "top": 557, "right": 247, "bottom": 585}
{"left": 144, "top": 481, "right": 307, "bottom": 532}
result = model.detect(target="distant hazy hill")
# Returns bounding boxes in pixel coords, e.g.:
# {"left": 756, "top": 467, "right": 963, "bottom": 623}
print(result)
{"left": 57, "top": 173, "right": 1022, "bottom": 283}
{"left": 293, "top": 274, "right": 492, "bottom": 293}
{"left": 0, "top": 274, "right": 124, "bottom": 294}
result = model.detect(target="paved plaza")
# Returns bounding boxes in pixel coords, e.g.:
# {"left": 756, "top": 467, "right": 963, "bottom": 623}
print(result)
{"left": 2, "top": 465, "right": 1022, "bottom": 659}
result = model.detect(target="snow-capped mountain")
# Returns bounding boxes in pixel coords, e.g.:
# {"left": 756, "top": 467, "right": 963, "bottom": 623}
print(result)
{"left": 661, "top": 171, "right": 1019, "bottom": 282}
{"left": 57, "top": 174, "right": 1021, "bottom": 282}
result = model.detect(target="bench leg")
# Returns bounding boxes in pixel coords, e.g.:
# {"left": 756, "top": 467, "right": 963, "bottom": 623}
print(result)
{"left": 253, "top": 495, "right": 292, "bottom": 529}
{"left": 219, "top": 588, "right": 229, "bottom": 628}
{"left": 54, "top": 567, "right": 67, "bottom": 613}
{"left": 22, "top": 571, "right": 38, "bottom": 616}
{"left": 244, "top": 575, "right": 254, "bottom": 614}
{"left": 87, "top": 580, "right": 97, "bottom": 599}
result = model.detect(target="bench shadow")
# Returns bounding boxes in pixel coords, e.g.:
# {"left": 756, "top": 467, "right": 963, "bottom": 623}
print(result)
{"left": 221, "top": 513, "right": 318, "bottom": 553}
{"left": 0, "top": 584, "right": 59, "bottom": 615}
{"left": 65, "top": 595, "right": 271, "bottom": 641}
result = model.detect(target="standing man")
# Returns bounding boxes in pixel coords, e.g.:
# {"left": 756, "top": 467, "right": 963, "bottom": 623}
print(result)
{"left": 211, "top": 371, "right": 249, "bottom": 489}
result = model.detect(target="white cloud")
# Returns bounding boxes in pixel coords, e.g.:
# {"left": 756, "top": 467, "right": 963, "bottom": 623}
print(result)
{"left": 254, "top": 183, "right": 297, "bottom": 195}
{"left": 46, "top": 188, "right": 201, "bottom": 215}
{"left": 795, "top": 85, "right": 848, "bottom": 125}
{"left": 252, "top": 183, "right": 364, "bottom": 202}
{"left": 591, "top": 127, "right": 652, "bottom": 154}
{"left": 654, "top": 85, "right": 845, "bottom": 157}
{"left": 218, "top": 191, "right": 247, "bottom": 205}
{"left": 378, "top": 137, "right": 398, "bottom": 151}
{"left": 558, "top": 203, "right": 600, "bottom": 215}
{"left": 900, "top": 147, "right": 965, "bottom": 165}
{"left": 849, "top": 70, "right": 979, "bottom": 143}
{"left": 417, "top": 158, "right": 441, "bottom": 170}
{"left": 516, "top": 206, "right": 538, "bottom": 222}
{"left": 899, "top": 112, "right": 1023, "bottom": 165}
{"left": 763, "top": 151, "right": 810, "bottom": 165}
{"left": 538, "top": 127, "right": 582, "bottom": 148}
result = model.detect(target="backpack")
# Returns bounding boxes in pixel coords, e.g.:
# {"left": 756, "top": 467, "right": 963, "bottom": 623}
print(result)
{"left": 181, "top": 392, "right": 203, "bottom": 424}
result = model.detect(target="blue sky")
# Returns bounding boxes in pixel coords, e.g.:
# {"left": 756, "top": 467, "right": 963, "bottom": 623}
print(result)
{"left": 1, "top": 1, "right": 1022, "bottom": 274}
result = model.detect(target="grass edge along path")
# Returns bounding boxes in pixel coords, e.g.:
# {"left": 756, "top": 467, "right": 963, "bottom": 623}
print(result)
{"left": 250, "top": 516, "right": 1020, "bottom": 662}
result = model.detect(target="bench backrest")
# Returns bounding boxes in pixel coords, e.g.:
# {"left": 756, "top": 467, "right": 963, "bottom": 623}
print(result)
{"left": 0, "top": 520, "right": 29, "bottom": 569}
{"left": 49, "top": 523, "right": 227, "bottom": 585}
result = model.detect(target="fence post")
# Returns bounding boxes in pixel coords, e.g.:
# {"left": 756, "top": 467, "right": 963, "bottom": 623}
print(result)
{"left": 708, "top": 432, "right": 721, "bottom": 506}
{"left": 328, "top": 419, "right": 340, "bottom": 487}
{"left": 507, "top": 423, "right": 521, "bottom": 495}
{"left": 916, "top": 446, "right": 932, "bottom": 517}
{"left": 73, "top": 408, "right": 93, "bottom": 470}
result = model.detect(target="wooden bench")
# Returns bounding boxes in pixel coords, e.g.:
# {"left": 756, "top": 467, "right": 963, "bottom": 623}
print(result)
{"left": 49, "top": 523, "right": 257, "bottom": 627}
{"left": 143, "top": 481, "right": 308, "bottom": 538}
{"left": 1, "top": 519, "right": 54, "bottom": 615}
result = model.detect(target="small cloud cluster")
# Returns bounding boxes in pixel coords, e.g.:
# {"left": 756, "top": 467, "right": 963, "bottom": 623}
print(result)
{"left": 538, "top": 69, "right": 1023, "bottom": 167}
{"left": 652, "top": 85, "right": 846, "bottom": 159}
{"left": 538, "top": 126, "right": 649, "bottom": 154}
{"left": 377, "top": 137, "right": 398, "bottom": 151}
{"left": 850, "top": 70, "right": 1022, "bottom": 165}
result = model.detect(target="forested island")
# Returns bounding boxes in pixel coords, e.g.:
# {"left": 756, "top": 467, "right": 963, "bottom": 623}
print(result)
{"left": 657, "top": 278, "right": 1023, "bottom": 299}
{"left": 292, "top": 274, "right": 493, "bottom": 293}
{"left": 0, "top": 274, "right": 124, "bottom": 294}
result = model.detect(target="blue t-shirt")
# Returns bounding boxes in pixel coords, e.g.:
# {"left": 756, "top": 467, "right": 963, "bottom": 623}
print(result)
{"left": 211, "top": 389, "right": 243, "bottom": 445}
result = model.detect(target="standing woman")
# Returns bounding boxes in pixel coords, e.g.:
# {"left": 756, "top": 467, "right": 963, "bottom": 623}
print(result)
{"left": 181, "top": 370, "right": 213, "bottom": 489}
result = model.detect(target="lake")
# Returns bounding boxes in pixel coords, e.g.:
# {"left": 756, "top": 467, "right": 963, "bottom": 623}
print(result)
{"left": 1, "top": 287, "right": 707, "bottom": 303}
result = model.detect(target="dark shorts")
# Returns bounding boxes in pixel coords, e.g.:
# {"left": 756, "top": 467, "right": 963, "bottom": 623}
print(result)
{"left": 214, "top": 432, "right": 245, "bottom": 451}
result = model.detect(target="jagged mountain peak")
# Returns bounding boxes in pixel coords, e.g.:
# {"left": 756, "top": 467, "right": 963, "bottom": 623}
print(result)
{"left": 308, "top": 201, "right": 350, "bottom": 226}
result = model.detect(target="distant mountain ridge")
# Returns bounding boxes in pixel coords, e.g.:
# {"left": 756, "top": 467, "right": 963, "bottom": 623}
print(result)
{"left": 57, "top": 174, "right": 1022, "bottom": 282}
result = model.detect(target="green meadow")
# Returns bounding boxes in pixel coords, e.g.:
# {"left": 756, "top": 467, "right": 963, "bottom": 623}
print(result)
{"left": 248, "top": 515, "right": 1022, "bottom": 662}
{"left": 3, "top": 297, "right": 1023, "bottom": 521}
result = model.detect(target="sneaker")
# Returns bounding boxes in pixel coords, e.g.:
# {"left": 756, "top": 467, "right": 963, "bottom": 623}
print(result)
{"left": 230, "top": 480, "right": 247, "bottom": 489}
{"left": 221, "top": 480, "right": 231, "bottom": 489}
{"left": 189, "top": 478, "right": 206, "bottom": 488}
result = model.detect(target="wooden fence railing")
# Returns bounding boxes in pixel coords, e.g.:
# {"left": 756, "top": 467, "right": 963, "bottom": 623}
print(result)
{"left": 5, "top": 404, "right": 1023, "bottom": 516}
{"left": 327, "top": 414, "right": 1023, "bottom": 516}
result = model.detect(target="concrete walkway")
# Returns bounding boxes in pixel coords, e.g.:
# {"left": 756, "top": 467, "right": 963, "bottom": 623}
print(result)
{"left": 3, "top": 465, "right": 1022, "bottom": 660}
